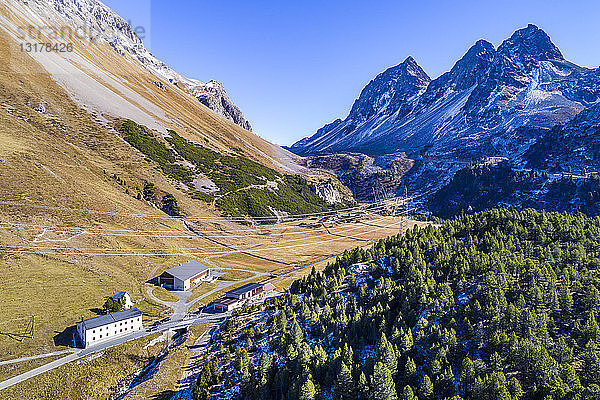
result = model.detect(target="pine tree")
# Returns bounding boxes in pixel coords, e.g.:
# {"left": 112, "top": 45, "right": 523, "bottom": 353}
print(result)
{"left": 290, "top": 318, "right": 305, "bottom": 347}
{"left": 334, "top": 362, "right": 356, "bottom": 400}
{"left": 298, "top": 375, "right": 317, "bottom": 400}
{"left": 404, "top": 357, "right": 417, "bottom": 385}
{"left": 508, "top": 377, "right": 524, "bottom": 400}
{"left": 460, "top": 357, "right": 475, "bottom": 395}
{"left": 419, "top": 375, "right": 433, "bottom": 400}
{"left": 371, "top": 362, "right": 398, "bottom": 400}
{"left": 400, "top": 385, "right": 416, "bottom": 400}
{"left": 378, "top": 333, "right": 398, "bottom": 376}
{"left": 490, "top": 352, "right": 502, "bottom": 372}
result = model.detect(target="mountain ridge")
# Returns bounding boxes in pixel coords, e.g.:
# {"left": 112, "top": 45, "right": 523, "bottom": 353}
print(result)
{"left": 291, "top": 24, "right": 600, "bottom": 159}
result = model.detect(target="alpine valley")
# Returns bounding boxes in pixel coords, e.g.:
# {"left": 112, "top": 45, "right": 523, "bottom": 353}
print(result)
{"left": 290, "top": 24, "right": 600, "bottom": 215}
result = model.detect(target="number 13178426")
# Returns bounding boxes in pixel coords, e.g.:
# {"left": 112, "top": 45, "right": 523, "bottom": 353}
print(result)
{"left": 20, "top": 42, "right": 74, "bottom": 53}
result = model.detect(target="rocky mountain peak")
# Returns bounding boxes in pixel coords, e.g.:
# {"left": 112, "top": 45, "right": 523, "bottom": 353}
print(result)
{"left": 419, "top": 39, "right": 496, "bottom": 102}
{"left": 347, "top": 56, "right": 431, "bottom": 122}
{"left": 498, "top": 24, "right": 564, "bottom": 69}
{"left": 292, "top": 24, "right": 600, "bottom": 163}
{"left": 400, "top": 56, "right": 431, "bottom": 81}
{"left": 457, "top": 39, "right": 496, "bottom": 68}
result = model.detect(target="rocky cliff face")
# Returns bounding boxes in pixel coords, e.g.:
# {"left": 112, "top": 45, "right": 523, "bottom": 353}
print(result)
{"left": 310, "top": 181, "right": 342, "bottom": 204}
{"left": 524, "top": 102, "right": 600, "bottom": 172}
{"left": 292, "top": 25, "right": 600, "bottom": 158}
{"left": 11, "top": 0, "right": 253, "bottom": 131}
{"left": 306, "top": 153, "right": 414, "bottom": 201}
{"left": 191, "top": 81, "right": 252, "bottom": 131}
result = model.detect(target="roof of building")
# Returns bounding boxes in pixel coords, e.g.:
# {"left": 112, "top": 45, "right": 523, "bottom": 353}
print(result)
{"left": 227, "top": 282, "right": 263, "bottom": 296}
{"left": 213, "top": 297, "right": 239, "bottom": 306}
{"left": 78, "top": 308, "right": 142, "bottom": 330}
{"left": 163, "top": 260, "right": 210, "bottom": 282}
{"left": 263, "top": 283, "right": 276, "bottom": 292}
{"left": 111, "top": 291, "right": 128, "bottom": 300}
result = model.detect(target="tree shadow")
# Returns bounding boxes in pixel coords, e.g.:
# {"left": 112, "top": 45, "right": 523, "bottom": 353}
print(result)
{"left": 89, "top": 308, "right": 106, "bottom": 316}
{"left": 151, "top": 390, "right": 177, "bottom": 400}
{"left": 53, "top": 325, "right": 79, "bottom": 348}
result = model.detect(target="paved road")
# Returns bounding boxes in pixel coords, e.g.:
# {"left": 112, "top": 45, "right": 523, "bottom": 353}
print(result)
{"left": 0, "top": 349, "right": 76, "bottom": 366}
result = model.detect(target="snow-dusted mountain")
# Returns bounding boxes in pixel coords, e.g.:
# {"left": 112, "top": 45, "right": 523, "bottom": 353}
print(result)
{"left": 291, "top": 25, "right": 600, "bottom": 158}
{"left": 8, "top": 0, "right": 252, "bottom": 130}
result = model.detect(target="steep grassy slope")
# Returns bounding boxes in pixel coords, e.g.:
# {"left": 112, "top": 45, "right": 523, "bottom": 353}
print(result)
{"left": 0, "top": 0, "right": 301, "bottom": 173}
{"left": 117, "top": 120, "right": 345, "bottom": 219}
{"left": 0, "top": 28, "right": 218, "bottom": 359}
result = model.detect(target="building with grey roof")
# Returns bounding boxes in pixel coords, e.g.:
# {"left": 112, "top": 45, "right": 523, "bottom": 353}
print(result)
{"left": 156, "top": 260, "right": 211, "bottom": 291}
{"left": 110, "top": 291, "right": 133, "bottom": 309}
{"left": 211, "top": 282, "right": 278, "bottom": 312}
{"left": 76, "top": 308, "right": 143, "bottom": 348}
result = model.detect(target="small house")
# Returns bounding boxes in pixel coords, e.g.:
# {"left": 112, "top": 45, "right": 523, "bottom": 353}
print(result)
{"left": 212, "top": 297, "right": 241, "bottom": 312}
{"left": 110, "top": 291, "right": 133, "bottom": 310}
{"left": 211, "top": 282, "right": 277, "bottom": 312}
{"left": 225, "top": 282, "right": 276, "bottom": 301}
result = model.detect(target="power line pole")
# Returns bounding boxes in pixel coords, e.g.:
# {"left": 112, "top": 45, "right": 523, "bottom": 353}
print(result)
{"left": 404, "top": 186, "right": 409, "bottom": 232}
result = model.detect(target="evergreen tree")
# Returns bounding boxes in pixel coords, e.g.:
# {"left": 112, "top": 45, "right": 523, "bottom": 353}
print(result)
{"left": 371, "top": 362, "right": 398, "bottom": 400}
{"left": 334, "top": 362, "right": 356, "bottom": 400}
{"left": 419, "top": 375, "right": 433, "bottom": 400}
{"left": 298, "top": 375, "right": 317, "bottom": 400}
{"left": 400, "top": 385, "right": 416, "bottom": 400}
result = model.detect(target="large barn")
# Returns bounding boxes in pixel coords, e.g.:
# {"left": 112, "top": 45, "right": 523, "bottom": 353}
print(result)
{"left": 156, "top": 260, "right": 211, "bottom": 291}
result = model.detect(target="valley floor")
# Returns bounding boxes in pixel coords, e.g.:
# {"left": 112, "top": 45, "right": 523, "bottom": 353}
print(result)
{"left": 0, "top": 204, "right": 420, "bottom": 399}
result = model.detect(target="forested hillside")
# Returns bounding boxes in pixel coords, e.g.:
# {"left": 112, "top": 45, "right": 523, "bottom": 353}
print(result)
{"left": 429, "top": 162, "right": 600, "bottom": 219}
{"left": 205, "top": 209, "right": 600, "bottom": 400}
{"left": 118, "top": 120, "right": 346, "bottom": 220}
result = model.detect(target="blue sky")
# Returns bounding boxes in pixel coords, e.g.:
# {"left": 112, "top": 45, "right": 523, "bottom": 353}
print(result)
{"left": 103, "top": 0, "right": 600, "bottom": 146}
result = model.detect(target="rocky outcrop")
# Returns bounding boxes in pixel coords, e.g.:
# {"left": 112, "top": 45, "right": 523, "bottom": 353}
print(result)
{"left": 311, "top": 181, "right": 342, "bottom": 204}
{"left": 191, "top": 81, "right": 252, "bottom": 131}
{"left": 291, "top": 24, "right": 600, "bottom": 198}
{"left": 306, "top": 153, "right": 414, "bottom": 201}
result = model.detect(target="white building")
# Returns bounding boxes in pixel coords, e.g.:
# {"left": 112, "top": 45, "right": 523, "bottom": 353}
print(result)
{"left": 156, "top": 260, "right": 211, "bottom": 291}
{"left": 110, "top": 291, "right": 134, "bottom": 310}
{"left": 77, "top": 308, "right": 143, "bottom": 348}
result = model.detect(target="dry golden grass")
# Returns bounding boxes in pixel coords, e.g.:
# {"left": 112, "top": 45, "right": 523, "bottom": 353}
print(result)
{"left": 152, "top": 287, "right": 179, "bottom": 303}
{"left": 0, "top": 354, "right": 62, "bottom": 382}
{"left": 187, "top": 282, "right": 219, "bottom": 304}
{"left": 0, "top": 333, "right": 164, "bottom": 400}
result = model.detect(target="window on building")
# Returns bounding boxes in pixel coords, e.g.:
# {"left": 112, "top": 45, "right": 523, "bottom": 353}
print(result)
{"left": 93, "top": 337, "right": 95, "bottom": 341}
